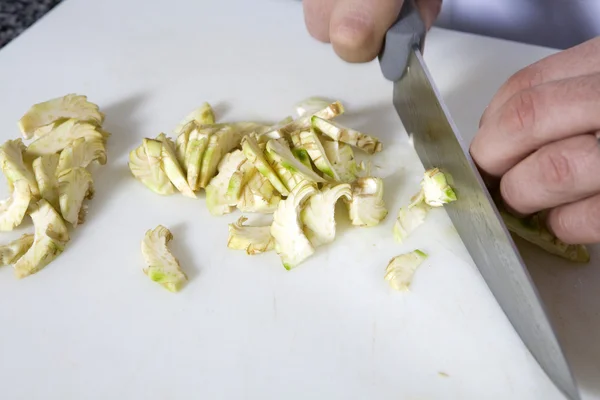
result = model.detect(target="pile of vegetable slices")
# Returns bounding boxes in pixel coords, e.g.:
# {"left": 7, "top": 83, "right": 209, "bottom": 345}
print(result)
{"left": 0, "top": 94, "right": 109, "bottom": 278}
{"left": 0, "top": 93, "right": 589, "bottom": 293}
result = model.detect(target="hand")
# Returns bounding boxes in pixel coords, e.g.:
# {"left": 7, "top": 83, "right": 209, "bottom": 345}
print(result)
{"left": 303, "top": 0, "right": 442, "bottom": 62}
{"left": 470, "top": 37, "right": 600, "bottom": 245}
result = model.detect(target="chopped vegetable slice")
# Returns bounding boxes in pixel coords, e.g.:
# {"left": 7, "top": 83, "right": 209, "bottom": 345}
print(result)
{"left": 265, "top": 138, "right": 327, "bottom": 191}
{"left": 56, "top": 137, "right": 106, "bottom": 176}
{"left": 312, "top": 116, "right": 382, "bottom": 154}
{"left": 173, "top": 102, "right": 215, "bottom": 136}
{"left": 57, "top": 167, "right": 94, "bottom": 227}
{"left": 294, "top": 97, "right": 332, "bottom": 117}
{"left": 0, "top": 180, "right": 31, "bottom": 231}
{"left": 393, "top": 190, "right": 431, "bottom": 243}
{"left": 0, "top": 139, "right": 39, "bottom": 196}
{"left": 205, "top": 150, "right": 247, "bottom": 216}
{"left": 500, "top": 209, "right": 590, "bottom": 263}
{"left": 322, "top": 140, "right": 359, "bottom": 182}
{"left": 271, "top": 182, "right": 317, "bottom": 269}
{"left": 421, "top": 168, "right": 457, "bottom": 207}
{"left": 158, "top": 133, "right": 196, "bottom": 198}
{"left": 241, "top": 135, "right": 289, "bottom": 196}
{"left": 175, "top": 121, "right": 195, "bottom": 167}
{"left": 14, "top": 199, "right": 70, "bottom": 279}
{"left": 25, "top": 119, "right": 104, "bottom": 159}
{"left": 291, "top": 129, "right": 338, "bottom": 180}
{"left": 301, "top": 184, "right": 352, "bottom": 247}
{"left": 185, "top": 126, "right": 215, "bottom": 191}
{"left": 235, "top": 161, "right": 282, "bottom": 214}
{"left": 198, "top": 126, "right": 245, "bottom": 189}
{"left": 32, "top": 154, "right": 59, "bottom": 210}
{"left": 0, "top": 234, "right": 34, "bottom": 266}
{"left": 277, "top": 101, "right": 345, "bottom": 137}
{"left": 128, "top": 139, "right": 175, "bottom": 195}
{"left": 384, "top": 250, "right": 428, "bottom": 291}
{"left": 227, "top": 216, "right": 275, "bottom": 255}
{"left": 345, "top": 177, "right": 388, "bottom": 226}
{"left": 141, "top": 225, "right": 187, "bottom": 292}
{"left": 18, "top": 94, "right": 104, "bottom": 139}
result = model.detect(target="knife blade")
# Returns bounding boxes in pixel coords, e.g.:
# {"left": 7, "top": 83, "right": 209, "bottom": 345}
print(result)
{"left": 378, "top": 2, "right": 579, "bottom": 399}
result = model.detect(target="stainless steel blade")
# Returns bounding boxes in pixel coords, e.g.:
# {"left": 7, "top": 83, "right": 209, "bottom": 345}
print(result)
{"left": 393, "top": 46, "right": 579, "bottom": 400}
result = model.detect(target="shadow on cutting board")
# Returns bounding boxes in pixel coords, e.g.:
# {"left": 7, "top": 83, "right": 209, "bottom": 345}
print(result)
{"left": 436, "top": 34, "right": 600, "bottom": 396}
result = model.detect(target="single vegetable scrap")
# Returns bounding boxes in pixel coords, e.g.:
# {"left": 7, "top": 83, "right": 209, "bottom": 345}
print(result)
{"left": 141, "top": 225, "right": 188, "bottom": 292}
{"left": 345, "top": 177, "right": 388, "bottom": 227}
{"left": 127, "top": 98, "right": 391, "bottom": 270}
{"left": 384, "top": 250, "right": 428, "bottom": 291}
{"left": 0, "top": 94, "right": 110, "bottom": 278}
{"left": 14, "top": 200, "right": 70, "bottom": 279}
{"left": 421, "top": 168, "right": 457, "bottom": 207}
{"left": 227, "top": 216, "right": 275, "bottom": 255}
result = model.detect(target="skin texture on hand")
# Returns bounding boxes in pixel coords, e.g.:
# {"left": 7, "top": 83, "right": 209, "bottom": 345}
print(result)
{"left": 470, "top": 37, "right": 600, "bottom": 245}
{"left": 303, "top": 0, "right": 442, "bottom": 62}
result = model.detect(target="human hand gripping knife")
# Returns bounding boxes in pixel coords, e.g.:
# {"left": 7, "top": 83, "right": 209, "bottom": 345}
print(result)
{"left": 377, "top": 1, "right": 579, "bottom": 399}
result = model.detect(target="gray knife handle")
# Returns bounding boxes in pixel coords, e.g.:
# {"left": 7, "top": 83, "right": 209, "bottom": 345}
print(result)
{"left": 378, "top": 0, "right": 426, "bottom": 82}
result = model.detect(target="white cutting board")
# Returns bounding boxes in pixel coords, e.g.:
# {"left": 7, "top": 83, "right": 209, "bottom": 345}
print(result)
{"left": 0, "top": 1, "right": 598, "bottom": 399}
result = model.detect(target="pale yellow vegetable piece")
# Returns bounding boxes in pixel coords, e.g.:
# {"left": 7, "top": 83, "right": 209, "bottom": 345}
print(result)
{"left": 271, "top": 182, "right": 317, "bottom": 270}
{"left": 0, "top": 234, "right": 34, "bottom": 266}
{"left": 25, "top": 119, "right": 104, "bottom": 159}
{"left": 205, "top": 150, "right": 247, "bottom": 216}
{"left": 57, "top": 168, "right": 94, "bottom": 227}
{"left": 0, "top": 139, "right": 39, "bottom": 196}
{"left": 173, "top": 102, "right": 215, "bottom": 136}
{"left": 421, "top": 168, "right": 457, "bottom": 207}
{"left": 128, "top": 139, "right": 175, "bottom": 196}
{"left": 185, "top": 126, "right": 216, "bottom": 191}
{"left": 322, "top": 140, "right": 359, "bottom": 183}
{"left": 14, "top": 199, "right": 70, "bottom": 279}
{"left": 227, "top": 216, "right": 275, "bottom": 255}
{"left": 56, "top": 137, "right": 106, "bottom": 175}
{"left": 301, "top": 184, "right": 352, "bottom": 247}
{"left": 33, "top": 154, "right": 59, "bottom": 210}
{"left": 0, "top": 180, "right": 32, "bottom": 231}
{"left": 345, "top": 177, "right": 388, "bottom": 226}
{"left": 141, "top": 225, "right": 188, "bottom": 293}
{"left": 312, "top": 116, "right": 382, "bottom": 154}
{"left": 158, "top": 133, "right": 196, "bottom": 198}
{"left": 235, "top": 161, "right": 282, "bottom": 214}
{"left": 501, "top": 209, "right": 590, "bottom": 263}
{"left": 290, "top": 129, "right": 338, "bottom": 181}
{"left": 294, "top": 97, "right": 332, "bottom": 117}
{"left": 241, "top": 135, "right": 289, "bottom": 196}
{"left": 198, "top": 126, "right": 245, "bottom": 188}
{"left": 384, "top": 250, "right": 428, "bottom": 291}
{"left": 18, "top": 94, "right": 104, "bottom": 139}
{"left": 265, "top": 138, "right": 327, "bottom": 192}
{"left": 393, "top": 190, "right": 431, "bottom": 243}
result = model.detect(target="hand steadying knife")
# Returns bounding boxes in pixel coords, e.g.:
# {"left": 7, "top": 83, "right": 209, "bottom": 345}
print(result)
{"left": 303, "top": 1, "right": 600, "bottom": 399}
{"left": 303, "top": 0, "right": 600, "bottom": 246}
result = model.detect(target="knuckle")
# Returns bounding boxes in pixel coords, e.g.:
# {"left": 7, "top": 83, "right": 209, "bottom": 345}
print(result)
{"left": 499, "top": 89, "right": 539, "bottom": 137}
{"left": 505, "top": 66, "right": 545, "bottom": 94}
{"left": 537, "top": 148, "right": 575, "bottom": 189}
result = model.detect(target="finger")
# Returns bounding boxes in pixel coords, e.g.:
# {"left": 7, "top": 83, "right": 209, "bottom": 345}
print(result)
{"left": 303, "top": 0, "right": 338, "bottom": 43}
{"left": 471, "top": 73, "right": 600, "bottom": 177}
{"left": 547, "top": 192, "right": 600, "bottom": 244}
{"left": 329, "top": 0, "right": 403, "bottom": 63}
{"left": 417, "top": 0, "right": 443, "bottom": 31}
{"left": 500, "top": 134, "right": 600, "bottom": 215}
{"left": 480, "top": 37, "right": 600, "bottom": 126}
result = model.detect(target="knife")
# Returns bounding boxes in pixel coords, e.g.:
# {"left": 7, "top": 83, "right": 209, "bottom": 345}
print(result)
{"left": 377, "top": 2, "right": 579, "bottom": 399}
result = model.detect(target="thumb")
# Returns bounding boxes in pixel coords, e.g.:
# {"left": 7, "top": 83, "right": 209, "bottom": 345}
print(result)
{"left": 329, "top": 0, "right": 442, "bottom": 63}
